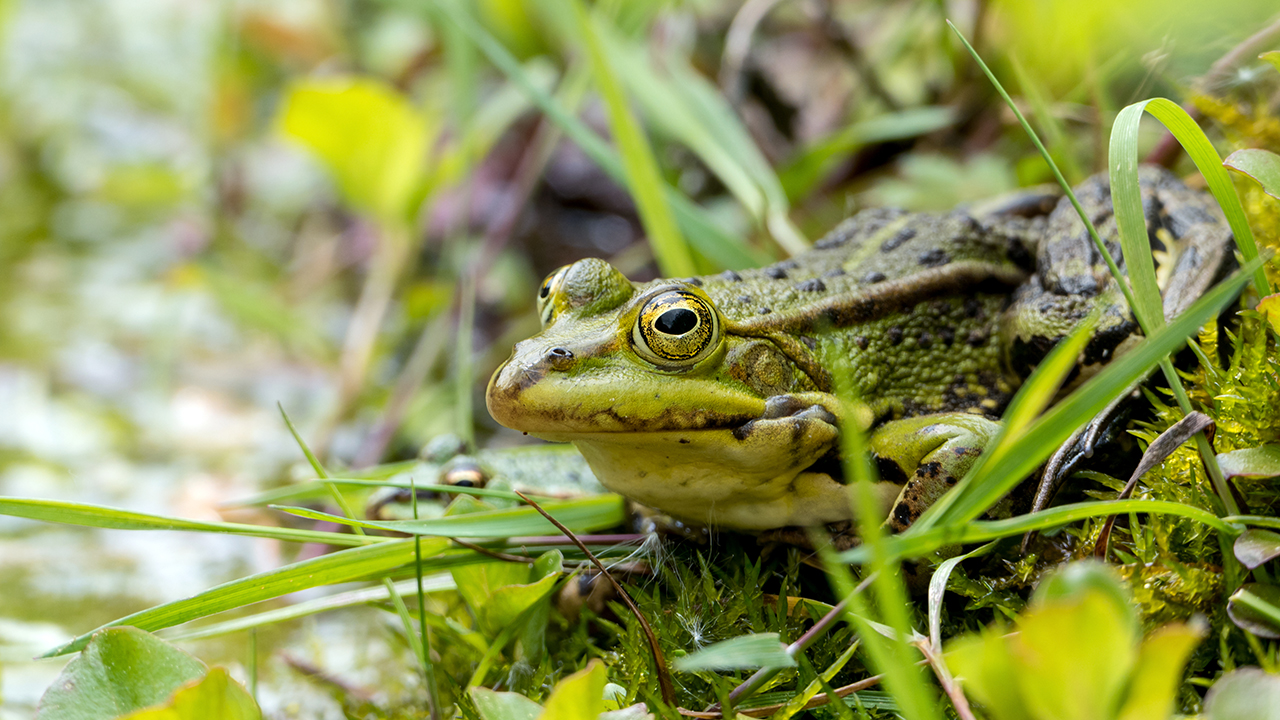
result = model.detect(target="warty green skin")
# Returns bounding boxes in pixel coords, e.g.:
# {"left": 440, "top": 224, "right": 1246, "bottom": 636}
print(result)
{"left": 486, "top": 167, "right": 1233, "bottom": 535}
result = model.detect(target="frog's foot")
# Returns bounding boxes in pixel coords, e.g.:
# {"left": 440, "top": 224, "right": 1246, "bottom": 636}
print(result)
{"left": 869, "top": 413, "right": 1004, "bottom": 533}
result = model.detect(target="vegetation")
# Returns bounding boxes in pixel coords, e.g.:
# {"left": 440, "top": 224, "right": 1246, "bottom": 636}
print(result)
{"left": 2, "top": 0, "right": 1280, "bottom": 718}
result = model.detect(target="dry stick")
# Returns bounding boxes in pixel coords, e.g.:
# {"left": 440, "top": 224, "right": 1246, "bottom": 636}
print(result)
{"left": 451, "top": 538, "right": 540, "bottom": 565}
{"left": 1145, "top": 17, "right": 1280, "bottom": 167}
{"left": 1094, "top": 411, "right": 1215, "bottom": 559}
{"left": 514, "top": 490, "right": 677, "bottom": 706}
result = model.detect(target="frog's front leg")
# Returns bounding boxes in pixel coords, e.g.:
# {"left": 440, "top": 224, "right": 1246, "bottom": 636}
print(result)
{"left": 869, "top": 414, "right": 1003, "bottom": 533}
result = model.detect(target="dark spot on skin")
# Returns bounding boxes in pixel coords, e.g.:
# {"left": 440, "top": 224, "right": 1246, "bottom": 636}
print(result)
{"left": 797, "top": 278, "right": 826, "bottom": 292}
{"left": 918, "top": 248, "right": 949, "bottom": 267}
{"left": 765, "top": 266, "right": 789, "bottom": 280}
{"left": 887, "top": 327, "right": 904, "bottom": 345}
{"left": 823, "top": 267, "right": 847, "bottom": 278}
{"left": 964, "top": 298, "right": 983, "bottom": 318}
{"left": 919, "top": 461, "right": 942, "bottom": 478}
{"left": 801, "top": 336, "right": 817, "bottom": 349}
{"left": 966, "top": 329, "right": 987, "bottom": 347}
{"left": 946, "top": 475, "right": 958, "bottom": 485}
{"left": 758, "top": 307, "right": 772, "bottom": 315}
{"left": 737, "top": 295, "right": 752, "bottom": 304}
{"left": 682, "top": 277, "right": 703, "bottom": 287}
{"left": 938, "top": 327, "right": 955, "bottom": 345}
{"left": 876, "top": 456, "right": 909, "bottom": 485}
{"left": 720, "top": 270, "right": 743, "bottom": 282}
{"left": 678, "top": 438, "right": 690, "bottom": 444}
{"left": 893, "top": 502, "right": 913, "bottom": 528}
{"left": 918, "top": 332, "right": 933, "bottom": 349}
{"left": 862, "top": 271, "right": 886, "bottom": 284}
{"left": 881, "top": 227, "right": 916, "bottom": 252}
{"left": 855, "top": 336, "right": 870, "bottom": 350}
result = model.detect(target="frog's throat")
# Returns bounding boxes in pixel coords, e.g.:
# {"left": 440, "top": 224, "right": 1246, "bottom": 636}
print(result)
{"left": 541, "top": 425, "right": 897, "bottom": 531}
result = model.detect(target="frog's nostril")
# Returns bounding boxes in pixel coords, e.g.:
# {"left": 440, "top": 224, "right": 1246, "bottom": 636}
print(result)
{"left": 545, "top": 347, "right": 575, "bottom": 370}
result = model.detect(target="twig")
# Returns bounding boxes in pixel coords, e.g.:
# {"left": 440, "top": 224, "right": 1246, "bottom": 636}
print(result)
{"left": 916, "top": 638, "right": 977, "bottom": 720}
{"left": 514, "top": 491, "right": 677, "bottom": 705}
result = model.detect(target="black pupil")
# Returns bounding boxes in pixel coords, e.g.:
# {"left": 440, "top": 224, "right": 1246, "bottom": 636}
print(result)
{"left": 539, "top": 282, "right": 551, "bottom": 299}
{"left": 655, "top": 308, "right": 698, "bottom": 335}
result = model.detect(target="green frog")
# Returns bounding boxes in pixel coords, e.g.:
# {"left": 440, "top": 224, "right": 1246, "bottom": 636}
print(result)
{"left": 486, "top": 167, "right": 1233, "bottom": 537}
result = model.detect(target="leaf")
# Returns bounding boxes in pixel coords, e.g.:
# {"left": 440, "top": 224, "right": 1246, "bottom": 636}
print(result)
{"left": 1235, "top": 529, "right": 1280, "bottom": 569}
{"left": 1225, "top": 148, "right": 1280, "bottom": 200}
{"left": 118, "top": 668, "right": 261, "bottom": 720}
{"left": 1218, "top": 445, "right": 1280, "bottom": 480}
{"left": 1258, "top": 295, "right": 1280, "bottom": 336}
{"left": 1030, "top": 560, "right": 1137, "bottom": 634}
{"left": 538, "top": 660, "right": 607, "bottom": 720}
{"left": 36, "top": 627, "right": 207, "bottom": 719}
{"left": 672, "top": 632, "right": 796, "bottom": 672}
{"left": 471, "top": 688, "right": 544, "bottom": 720}
{"left": 1011, "top": 591, "right": 1137, "bottom": 720}
{"left": 1115, "top": 621, "right": 1205, "bottom": 720}
{"left": 945, "top": 627, "right": 1031, "bottom": 720}
{"left": 278, "top": 77, "right": 432, "bottom": 222}
{"left": 1206, "top": 667, "right": 1280, "bottom": 720}
{"left": 1263, "top": 51, "right": 1280, "bottom": 75}
{"left": 1227, "top": 584, "right": 1280, "bottom": 639}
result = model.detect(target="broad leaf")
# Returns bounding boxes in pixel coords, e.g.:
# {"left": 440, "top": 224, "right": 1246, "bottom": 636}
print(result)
{"left": 118, "top": 668, "right": 260, "bottom": 720}
{"left": 1206, "top": 667, "right": 1280, "bottom": 720}
{"left": 1227, "top": 584, "right": 1280, "bottom": 639}
{"left": 1218, "top": 446, "right": 1280, "bottom": 480}
{"left": 538, "top": 660, "right": 607, "bottom": 720}
{"left": 472, "top": 688, "right": 544, "bottom": 720}
{"left": 1235, "top": 529, "right": 1280, "bottom": 569}
{"left": 1115, "top": 622, "right": 1204, "bottom": 720}
{"left": 1225, "top": 148, "right": 1280, "bottom": 200}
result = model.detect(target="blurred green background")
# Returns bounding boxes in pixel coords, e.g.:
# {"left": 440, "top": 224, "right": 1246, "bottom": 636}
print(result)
{"left": 0, "top": 0, "right": 1275, "bottom": 715}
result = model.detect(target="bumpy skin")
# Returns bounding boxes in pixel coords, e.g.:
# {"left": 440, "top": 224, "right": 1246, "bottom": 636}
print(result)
{"left": 486, "top": 167, "right": 1232, "bottom": 534}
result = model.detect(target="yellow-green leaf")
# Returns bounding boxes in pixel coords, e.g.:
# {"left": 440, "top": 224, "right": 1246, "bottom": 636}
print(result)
{"left": 946, "top": 627, "right": 1031, "bottom": 720}
{"left": 1116, "top": 622, "right": 1204, "bottom": 720}
{"left": 278, "top": 77, "right": 433, "bottom": 222}
{"left": 118, "top": 668, "right": 261, "bottom": 720}
{"left": 538, "top": 660, "right": 607, "bottom": 720}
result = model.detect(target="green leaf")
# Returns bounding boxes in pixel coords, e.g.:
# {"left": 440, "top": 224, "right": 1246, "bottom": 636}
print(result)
{"left": 479, "top": 572, "right": 560, "bottom": 637}
{"left": 118, "top": 668, "right": 260, "bottom": 720}
{"left": 1227, "top": 584, "right": 1280, "bottom": 639}
{"left": 1218, "top": 445, "right": 1280, "bottom": 480}
{"left": 945, "top": 627, "right": 1031, "bottom": 720}
{"left": 1263, "top": 51, "right": 1280, "bottom": 75}
{"left": 1235, "top": 529, "right": 1280, "bottom": 569}
{"left": 672, "top": 632, "right": 797, "bottom": 672}
{"left": 1206, "top": 667, "right": 1280, "bottom": 720}
{"left": 538, "top": 660, "right": 607, "bottom": 720}
{"left": 1116, "top": 621, "right": 1205, "bottom": 720}
{"left": 36, "top": 627, "right": 207, "bottom": 720}
{"left": 277, "top": 77, "right": 432, "bottom": 223}
{"left": 1225, "top": 148, "right": 1280, "bottom": 201}
{"left": 1012, "top": 591, "right": 1137, "bottom": 720}
{"left": 1030, "top": 561, "right": 1136, "bottom": 632}
{"left": 571, "top": 1, "right": 692, "bottom": 277}
{"left": 0, "top": 497, "right": 373, "bottom": 547}
{"left": 274, "top": 493, "right": 627, "bottom": 537}
{"left": 46, "top": 538, "right": 452, "bottom": 657}
{"left": 472, "top": 688, "right": 544, "bottom": 720}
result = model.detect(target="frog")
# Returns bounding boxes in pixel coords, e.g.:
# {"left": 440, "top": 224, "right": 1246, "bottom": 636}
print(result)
{"left": 485, "top": 166, "right": 1234, "bottom": 539}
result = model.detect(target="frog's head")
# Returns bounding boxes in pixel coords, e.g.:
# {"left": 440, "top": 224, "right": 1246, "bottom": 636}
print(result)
{"left": 486, "top": 259, "right": 850, "bottom": 531}
{"left": 487, "top": 258, "right": 769, "bottom": 437}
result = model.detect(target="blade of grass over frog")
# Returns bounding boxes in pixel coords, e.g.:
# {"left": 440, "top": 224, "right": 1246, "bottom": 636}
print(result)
{"left": 164, "top": 576, "right": 457, "bottom": 642}
{"left": 674, "top": 633, "right": 796, "bottom": 672}
{"left": 842, "top": 499, "right": 1242, "bottom": 565}
{"left": 570, "top": 0, "right": 692, "bottom": 277}
{"left": 823, "top": 351, "right": 941, "bottom": 720}
{"left": 431, "top": 0, "right": 765, "bottom": 270}
{"left": 1112, "top": 99, "right": 1270, "bottom": 299}
{"left": 274, "top": 494, "right": 626, "bottom": 538}
{"left": 225, "top": 478, "right": 538, "bottom": 508}
{"left": 911, "top": 307, "right": 1098, "bottom": 531}
{"left": 927, "top": 542, "right": 997, "bottom": 651}
{"left": 0, "top": 498, "right": 376, "bottom": 547}
{"left": 779, "top": 107, "right": 955, "bottom": 200}
{"left": 45, "top": 537, "right": 449, "bottom": 657}
{"left": 914, "top": 263, "right": 1255, "bottom": 529}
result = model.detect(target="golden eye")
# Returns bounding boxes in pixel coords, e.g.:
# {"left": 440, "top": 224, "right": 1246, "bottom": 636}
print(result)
{"left": 631, "top": 289, "right": 720, "bottom": 367}
{"left": 536, "top": 265, "right": 570, "bottom": 327}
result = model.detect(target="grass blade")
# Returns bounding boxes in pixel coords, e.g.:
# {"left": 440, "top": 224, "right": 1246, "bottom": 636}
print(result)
{"left": 44, "top": 538, "right": 462, "bottom": 657}
{"left": 0, "top": 498, "right": 375, "bottom": 547}
{"left": 273, "top": 493, "right": 626, "bottom": 538}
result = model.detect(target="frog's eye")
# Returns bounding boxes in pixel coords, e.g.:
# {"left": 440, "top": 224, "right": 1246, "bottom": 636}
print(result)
{"left": 631, "top": 289, "right": 720, "bottom": 367}
{"left": 536, "top": 265, "right": 571, "bottom": 327}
